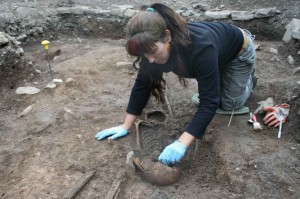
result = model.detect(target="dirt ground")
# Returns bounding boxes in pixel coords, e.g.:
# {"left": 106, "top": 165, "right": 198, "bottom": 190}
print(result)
{"left": 1, "top": 1, "right": 300, "bottom": 199}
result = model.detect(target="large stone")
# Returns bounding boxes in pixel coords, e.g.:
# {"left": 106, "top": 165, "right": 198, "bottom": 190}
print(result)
{"left": 291, "top": 30, "right": 300, "bottom": 40}
{"left": 0, "top": 32, "right": 9, "bottom": 47}
{"left": 57, "top": 6, "right": 89, "bottom": 15}
{"left": 110, "top": 8, "right": 127, "bottom": 17}
{"left": 254, "top": 7, "right": 278, "bottom": 18}
{"left": 231, "top": 11, "right": 254, "bottom": 21}
{"left": 205, "top": 10, "right": 231, "bottom": 19}
{"left": 16, "top": 34, "right": 27, "bottom": 42}
{"left": 283, "top": 18, "right": 300, "bottom": 43}
{"left": 110, "top": 5, "right": 134, "bottom": 10}
{"left": 124, "top": 9, "right": 138, "bottom": 18}
{"left": 294, "top": 67, "right": 300, "bottom": 75}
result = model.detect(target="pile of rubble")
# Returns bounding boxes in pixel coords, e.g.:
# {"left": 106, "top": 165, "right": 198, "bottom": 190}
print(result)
{"left": 0, "top": 2, "right": 299, "bottom": 89}
{"left": 0, "top": 3, "right": 298, "bottom": 43}
{"left": 0, "top": 32, "right": 30, "bottom": 88}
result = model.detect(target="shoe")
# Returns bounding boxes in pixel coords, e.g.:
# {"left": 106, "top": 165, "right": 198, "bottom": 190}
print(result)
{"left": 192, "top": 93, "right": 200, "bottom": 106}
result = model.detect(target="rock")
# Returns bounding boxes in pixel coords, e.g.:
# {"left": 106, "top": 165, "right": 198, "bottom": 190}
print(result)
{"left": 16, "top": 86, "right": 40, "bottom": 94}
{"left": 35, "top": 68, "right": 42, "bottom": 74}
{"left": 294, "top": 67, "right": 300, "bottom": 75}
{"left": 180, "top": 9, "right": 194, "bottom": 17}
{"left": 253, "top": 7, "right": 278, "bottom": 18}
{"left": 110, "top": 5, "right": 134, "bottom": 10}
{"left": 271, "top": 56, "right": 281, "bottom": 62}
{"left": 52, "top": 78, "right": 63, "bottom": 83}
{"left": 283, "top": 18, "right": 300, "bottom": 43}
{"left": 110, "top": 8, "right": 126, "bottom": 17}
{"left": 270, "top": 48, "right": 278, "bottom": 54}
{"left": 16, "top": 34, "right": 27, "bottom": 42}
{"left": 124, "top": 9, "right": 138, "bottom": 18}
{"left": 291, "top": 30, "right": 300, "bottom": 40}
{"left": 109, "top": 5, "right": 134, "bottom": 17}
{"left": 205, "top": 10, "right": 231, "bottom": 20}
{"left": 65, "top": 77, "right": 76, "bottom": 87}
{"left": 46, "top": 82, "right": 56, "bottom": 88}
{"left": 287, "top": 55, "right": 295, "bottom": 65}
{"left": 231, "top": 11, "right": 254, "bottom": 21}
{"left": 57, "top": 6, "right": 89, "bottom": 15}
{"left": 192, "top": 3, "right": 210, "bottom": 11}
{"left": 15, "top": 47, "right": 24, "bottom": 57}
{"left": 0, "top": 33, "right": 9, "bottom": 47}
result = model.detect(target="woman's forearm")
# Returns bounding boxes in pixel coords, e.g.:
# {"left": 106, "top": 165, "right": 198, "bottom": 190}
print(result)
{"left": 178, "top": 132, "right": 196, "bottom": 147}
{"left": 122, "top": 113, "right": 138, "bottom": 131}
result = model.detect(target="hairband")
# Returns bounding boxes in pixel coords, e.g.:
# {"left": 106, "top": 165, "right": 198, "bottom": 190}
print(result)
{"left": 146, "top": 7, "right": 155, "bottom": 12}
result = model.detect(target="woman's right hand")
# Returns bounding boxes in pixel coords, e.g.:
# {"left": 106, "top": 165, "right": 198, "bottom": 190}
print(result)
{"left": 95, "top": 126, "right": 128, "bottom": 140}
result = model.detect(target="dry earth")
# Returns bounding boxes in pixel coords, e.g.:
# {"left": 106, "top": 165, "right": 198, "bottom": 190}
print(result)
{"left": 0, "top": 0, "right": 300, "bottom": 199}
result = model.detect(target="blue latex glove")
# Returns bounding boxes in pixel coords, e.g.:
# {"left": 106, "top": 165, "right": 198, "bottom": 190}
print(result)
{"left": 95, "top": 126, "right": 128, "bottom": 140}
{"left": 158, "top": 140, "right": 187, "bottom": 166}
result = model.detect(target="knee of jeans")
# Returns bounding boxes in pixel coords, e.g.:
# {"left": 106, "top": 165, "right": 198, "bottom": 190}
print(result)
{"left": 220, "top": 101, "right": 234, "bottom": 110}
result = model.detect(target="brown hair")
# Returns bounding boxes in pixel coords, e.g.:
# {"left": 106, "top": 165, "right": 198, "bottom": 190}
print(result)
{"left": 126, "top": 3, "right": 191, "bottom": 103}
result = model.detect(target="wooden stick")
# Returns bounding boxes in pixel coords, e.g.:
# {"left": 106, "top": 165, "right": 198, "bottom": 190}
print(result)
{"left": 105, "top": 169, "right": 127, "bottom": 199}
{"left": 63, "top": 171, "right": 95, "bottom": 199}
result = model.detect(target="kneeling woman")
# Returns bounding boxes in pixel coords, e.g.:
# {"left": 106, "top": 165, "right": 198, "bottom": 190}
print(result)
{"left": 95, "top": 3, "right": 256, "bottom": 166}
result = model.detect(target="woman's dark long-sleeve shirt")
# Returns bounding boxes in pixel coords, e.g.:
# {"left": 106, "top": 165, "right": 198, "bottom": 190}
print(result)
{"left": 126, "top": 22, "right": 244, "bottom": 139}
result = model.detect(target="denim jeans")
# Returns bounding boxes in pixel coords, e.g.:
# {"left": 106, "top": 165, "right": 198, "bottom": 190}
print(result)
{"left": 220, "top": 29, "right": 256, "bottom": 110}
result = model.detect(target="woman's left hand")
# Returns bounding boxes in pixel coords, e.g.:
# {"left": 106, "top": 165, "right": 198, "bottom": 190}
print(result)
{"left": 158, "top": 140, "right": 187, "bottom": 166}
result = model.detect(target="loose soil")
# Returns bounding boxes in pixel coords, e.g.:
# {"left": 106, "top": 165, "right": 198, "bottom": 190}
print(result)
{"left": 0, "top": 1, "right": 300, "bottom": 199}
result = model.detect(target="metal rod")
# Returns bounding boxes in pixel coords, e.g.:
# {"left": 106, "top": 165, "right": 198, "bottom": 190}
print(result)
{"left": 46, "top": 50, "right": 54, "bottom": 80}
